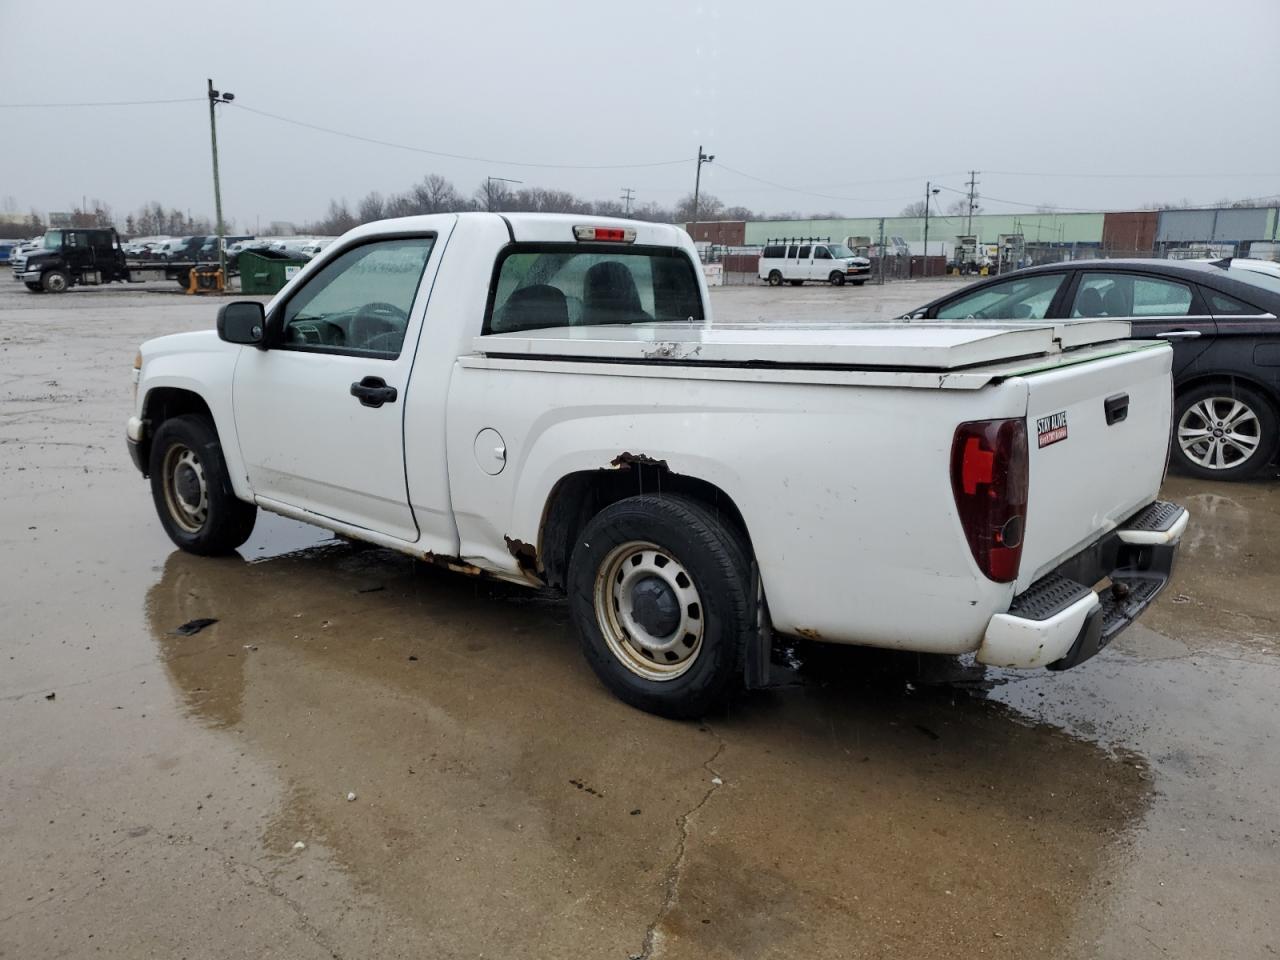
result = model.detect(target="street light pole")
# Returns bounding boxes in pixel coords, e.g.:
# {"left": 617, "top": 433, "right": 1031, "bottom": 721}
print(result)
{"left": 206, "top": 79, "right": 234, "bottom": 289}
{"left": 690, "top": 145, "right": 714, "bottom": 241}
{"left": 921, "top": 181, "right": 940, "bottom": 277}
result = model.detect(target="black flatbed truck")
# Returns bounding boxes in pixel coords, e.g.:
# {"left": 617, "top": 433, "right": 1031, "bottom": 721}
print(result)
{"left": 13, "top": 227, "right": 229, "bottom": 293}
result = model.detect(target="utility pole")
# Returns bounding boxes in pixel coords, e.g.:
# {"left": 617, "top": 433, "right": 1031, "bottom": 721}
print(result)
{"left": 921, "top": 181, "right": 940, "bottom": 277}
{"left": 620, "top": 187, "right": 635, "bottom": 216}
{"left": 485, "top": 176, "right": 522, "bottom": 212}
{"left": 690, "top": 145, "right": 715, "bottom": 242}
{"left": 965, "top": 169, "right": 980, "bottom": 235}
{"left": 877, "top": 217, "right": 886, "bottom": 285}
{"left": 206, "top": 79, "right": 235, "bottom": 287}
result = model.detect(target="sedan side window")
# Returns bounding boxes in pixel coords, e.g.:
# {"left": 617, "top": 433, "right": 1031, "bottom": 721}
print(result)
{"left": 280, "top": 237, "right": 434, "bottom": 358}
{"left": 1071, "top": 274, "right": 1193, "bottom": 318}
{"left": 934, "top": 273, "right": 1065, "bottom": 320}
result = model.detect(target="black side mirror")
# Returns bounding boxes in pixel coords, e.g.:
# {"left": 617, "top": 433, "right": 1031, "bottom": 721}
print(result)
{"left": 217, "top": 301, "right": 266, "bottom": 346}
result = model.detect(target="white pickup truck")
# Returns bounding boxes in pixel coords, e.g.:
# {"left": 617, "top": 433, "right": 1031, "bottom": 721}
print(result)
{"left": 127, "top": 213, "right": 1188, "bottom": 717}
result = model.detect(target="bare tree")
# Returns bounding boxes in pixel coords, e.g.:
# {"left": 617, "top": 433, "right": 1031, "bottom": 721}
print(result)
{"left": 674, "top": 192, "right": 724, "bottom": 222}
{"left": 358, "top": 191, "right": 386, "bottom": 223}
{"left": 899, "top": 200, "right": 929, "bottom": 217}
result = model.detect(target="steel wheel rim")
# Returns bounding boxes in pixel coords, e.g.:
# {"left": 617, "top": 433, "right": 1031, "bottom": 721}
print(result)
{"left": 593, "top": 541, "right": 704, "bottom": 681}
{"left": 1177, "top": 396, "right": 1262, "bottom": 470}
{"left": 46, "top": 273, "right": 66, "bottom": 292}
{"left": 161, "top": 443, "right": 209, "bottom": 533}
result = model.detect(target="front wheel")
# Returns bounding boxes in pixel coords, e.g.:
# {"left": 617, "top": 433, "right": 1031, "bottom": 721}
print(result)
{"left": 1172, "top": 383, "right": 1279, "bottom": 481}
{"left": 42, "top": 270, "right": 69, "bottom": 293}
{"left": 767, "top": 270, "right": 783, "bottom": 286}
{"left": 828, "top": 272, "right": 845, "bottom": 286}
{"left": 568, "top": 495, "right": 754, "bottom": 718}
{"left": 149, "top": 414, "right": 257, "bottom": 554}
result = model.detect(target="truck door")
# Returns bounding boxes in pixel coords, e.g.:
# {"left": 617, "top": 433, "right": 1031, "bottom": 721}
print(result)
{"left": 232, "top": 232, "right": 450, "bottom": 546}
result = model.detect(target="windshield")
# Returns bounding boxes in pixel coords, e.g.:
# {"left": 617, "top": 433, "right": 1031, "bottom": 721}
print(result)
{"left": 1227, "top": 266, "right": 1280, "bottom": 297}
{"left": 827, "top": 243, "right": 855, "bottom": 259}
{"left": 42, "top": 230, "right": 62, "bottom": 252}
{"left": 486, "top": 245, "right": 704, "bottom": 334}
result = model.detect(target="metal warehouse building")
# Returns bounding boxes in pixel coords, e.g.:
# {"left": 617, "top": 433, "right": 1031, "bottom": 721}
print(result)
{"left": 688, "top": 205, "right": 1280, "bottom": 262}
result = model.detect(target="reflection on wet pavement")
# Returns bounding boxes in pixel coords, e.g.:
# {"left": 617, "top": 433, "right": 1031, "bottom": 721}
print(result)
{"left": 142, "top": 542, "right": 1155, "bottom": 958}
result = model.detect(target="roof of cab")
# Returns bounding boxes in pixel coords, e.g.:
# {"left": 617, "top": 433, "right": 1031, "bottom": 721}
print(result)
{"left": 342, "top": 212, "right": 692, "bottom": 249}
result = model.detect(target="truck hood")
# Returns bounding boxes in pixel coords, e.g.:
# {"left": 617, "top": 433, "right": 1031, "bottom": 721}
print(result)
{"left": 141, "top": 329, "right": 231, "bottom": 361}
{"left": 475, "top": 319, "right": 1132, "bottom": 371}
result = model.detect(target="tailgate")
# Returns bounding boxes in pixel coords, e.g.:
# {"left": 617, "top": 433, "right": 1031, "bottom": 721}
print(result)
{"left": 1016, "top": 342, "right": 1173, "bottom": 590}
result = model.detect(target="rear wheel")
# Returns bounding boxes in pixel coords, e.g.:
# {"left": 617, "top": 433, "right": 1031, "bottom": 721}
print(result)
{"left": 41, "top": 270, "right": 69, "bottom": 293}
{"left": 149, "top": 414, "right": 257, "bottom": 554}
{"left": 1172, "top": 382, "right": 1278, "bottom": 481}
{"left": 568, "top": 494, "right": 754, "bottom": 718}
{"left": 767, "top": 270, "right": 783, "bottom": 286}
{"left": 828, "top": 272, "right": 845, "bottom": 286}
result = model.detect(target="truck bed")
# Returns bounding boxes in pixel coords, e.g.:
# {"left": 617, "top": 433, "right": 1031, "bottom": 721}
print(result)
{"left": 475, "top": 318, "right": 1133, "bottom": 371}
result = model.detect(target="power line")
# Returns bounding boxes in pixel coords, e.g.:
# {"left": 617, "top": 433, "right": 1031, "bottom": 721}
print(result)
{"left": 986, "top": 169, "right": 1280, "bottom": 179}
{"left": 714, "top": 163, "right": 920, "bottom": 204}
{"left": 0, "top": 97, "right": 202, "bottom": 108}
{"left": 229, "top": 102, "right": 691, "bottom": 171}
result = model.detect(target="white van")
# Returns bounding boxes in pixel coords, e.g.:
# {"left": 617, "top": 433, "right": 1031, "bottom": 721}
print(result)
{"left": 758, "top": 240, "right": 872, "bottom": 287}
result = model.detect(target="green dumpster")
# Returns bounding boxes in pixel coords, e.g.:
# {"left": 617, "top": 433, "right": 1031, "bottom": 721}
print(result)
{"left": 239, "top": 251, "right": 308, "bottom": 295}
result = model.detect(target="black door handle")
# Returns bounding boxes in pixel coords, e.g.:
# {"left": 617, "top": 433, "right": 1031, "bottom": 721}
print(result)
{"left": 1104, "top": 392, "right": 1129, "bottom": 425}
{"left": 350, "top": 376, "right": 398, "bottom": 408}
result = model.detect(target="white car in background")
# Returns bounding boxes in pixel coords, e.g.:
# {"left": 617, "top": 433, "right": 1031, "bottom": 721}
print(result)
{"left": 300, "top": 238, "right": 336, "bottom": 259}
{"left": 1225, "top": 258, "right": 1280, "bottom": 281}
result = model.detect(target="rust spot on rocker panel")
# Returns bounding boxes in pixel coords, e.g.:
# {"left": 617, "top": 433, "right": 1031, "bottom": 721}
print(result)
{"left": 794, "top": 627, "right": 823, "bottom": 641}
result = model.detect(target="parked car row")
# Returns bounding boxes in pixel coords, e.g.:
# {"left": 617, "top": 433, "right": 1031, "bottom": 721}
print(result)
{"left": 907, "top": 258, "right": 1280, "bottom": 481}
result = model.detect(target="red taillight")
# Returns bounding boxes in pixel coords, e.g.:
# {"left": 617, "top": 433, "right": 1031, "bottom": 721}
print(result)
{"left": 950, "top": 418, "right": 1028, "bottom": 583}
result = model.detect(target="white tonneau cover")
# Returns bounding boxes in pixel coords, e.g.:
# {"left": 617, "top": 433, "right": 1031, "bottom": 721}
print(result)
{"left": 475, "top": 319, "right": 1132, "bottom": 371}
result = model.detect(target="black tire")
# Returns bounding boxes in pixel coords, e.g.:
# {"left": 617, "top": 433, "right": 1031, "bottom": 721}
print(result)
{"left": 829, "top": 272, "right": 845, "bottom": 286}
{"left": 149, "top": 414, "right": 257, "bottom": 554}
{"left": 568, "top": 494, "right": 754, "bottom": 719}
{"left": 41, "top": 270, "right": 69, "bottom": 293}
{"left": 1171, "top": 382, "right": 1279, "bottom": 481}
{"left": 175, "top": 269, "right": 191, "bottom": 290}
{"left": 24, "top": 282, "right": 43, "bottom": 292}
{"left": 767, "top": 270, "right": 783, "bottom": 286}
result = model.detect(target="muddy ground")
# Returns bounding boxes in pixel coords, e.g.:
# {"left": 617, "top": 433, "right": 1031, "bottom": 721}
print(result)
{"left": 1, "top": 278, "right": 1276, "bottom": 959}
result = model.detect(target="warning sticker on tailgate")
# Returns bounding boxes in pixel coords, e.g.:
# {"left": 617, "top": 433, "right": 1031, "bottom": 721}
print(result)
{"left": 1036, "top": 411, "right": 1069, "bottom": 448}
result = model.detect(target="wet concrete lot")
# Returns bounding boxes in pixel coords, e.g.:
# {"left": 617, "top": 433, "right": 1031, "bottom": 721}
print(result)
{"left": 2, "top": 280, "right": 1277, "bottom": 958}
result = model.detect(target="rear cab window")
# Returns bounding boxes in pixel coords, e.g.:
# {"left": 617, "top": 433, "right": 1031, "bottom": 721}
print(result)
{"left": 485, "top": 244, "right": 704, "bottom": 334}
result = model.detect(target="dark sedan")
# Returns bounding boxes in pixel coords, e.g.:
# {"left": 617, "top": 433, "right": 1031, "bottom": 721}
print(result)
{"left": 911, "top": 259, "right": 1280, "bottom": 481}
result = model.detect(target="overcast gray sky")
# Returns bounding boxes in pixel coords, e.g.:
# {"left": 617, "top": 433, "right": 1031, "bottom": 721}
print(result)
{"left": 2, "top": 0, "right": 1278, "bottom": 228}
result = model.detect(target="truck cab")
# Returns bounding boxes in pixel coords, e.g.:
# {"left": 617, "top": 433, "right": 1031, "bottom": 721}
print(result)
{"left": 16, "top": 228, "right": 127, "bottom": 292}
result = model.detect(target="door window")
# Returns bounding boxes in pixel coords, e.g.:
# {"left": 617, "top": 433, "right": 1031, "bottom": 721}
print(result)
{"left": 798, "top": 245, "right": 812, "bottom": 259}
{"left": 280, "top": 237, "right": 434, "bottom": 358}
{"left": 1204, "top": 289, "right": 1263, "bottom": 315}
{"left": 786, "top": 245, "right": 798, "bottom": 258}
{"left": 1070, "top": 274, "right": 1193, "bottom": 318}
{"left": 814, "top": 246, "right": 832, "bottom": 260}
{"left": 934, "top": 273, "right": 1065, "bottom": 320}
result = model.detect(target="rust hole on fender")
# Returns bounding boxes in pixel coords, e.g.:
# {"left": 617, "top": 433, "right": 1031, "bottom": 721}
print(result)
{"left": 609, "top": 452, "right": 669, "bottom": 470}
{"left": 504, "top": 536, "right": 539, "bottom": 575}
